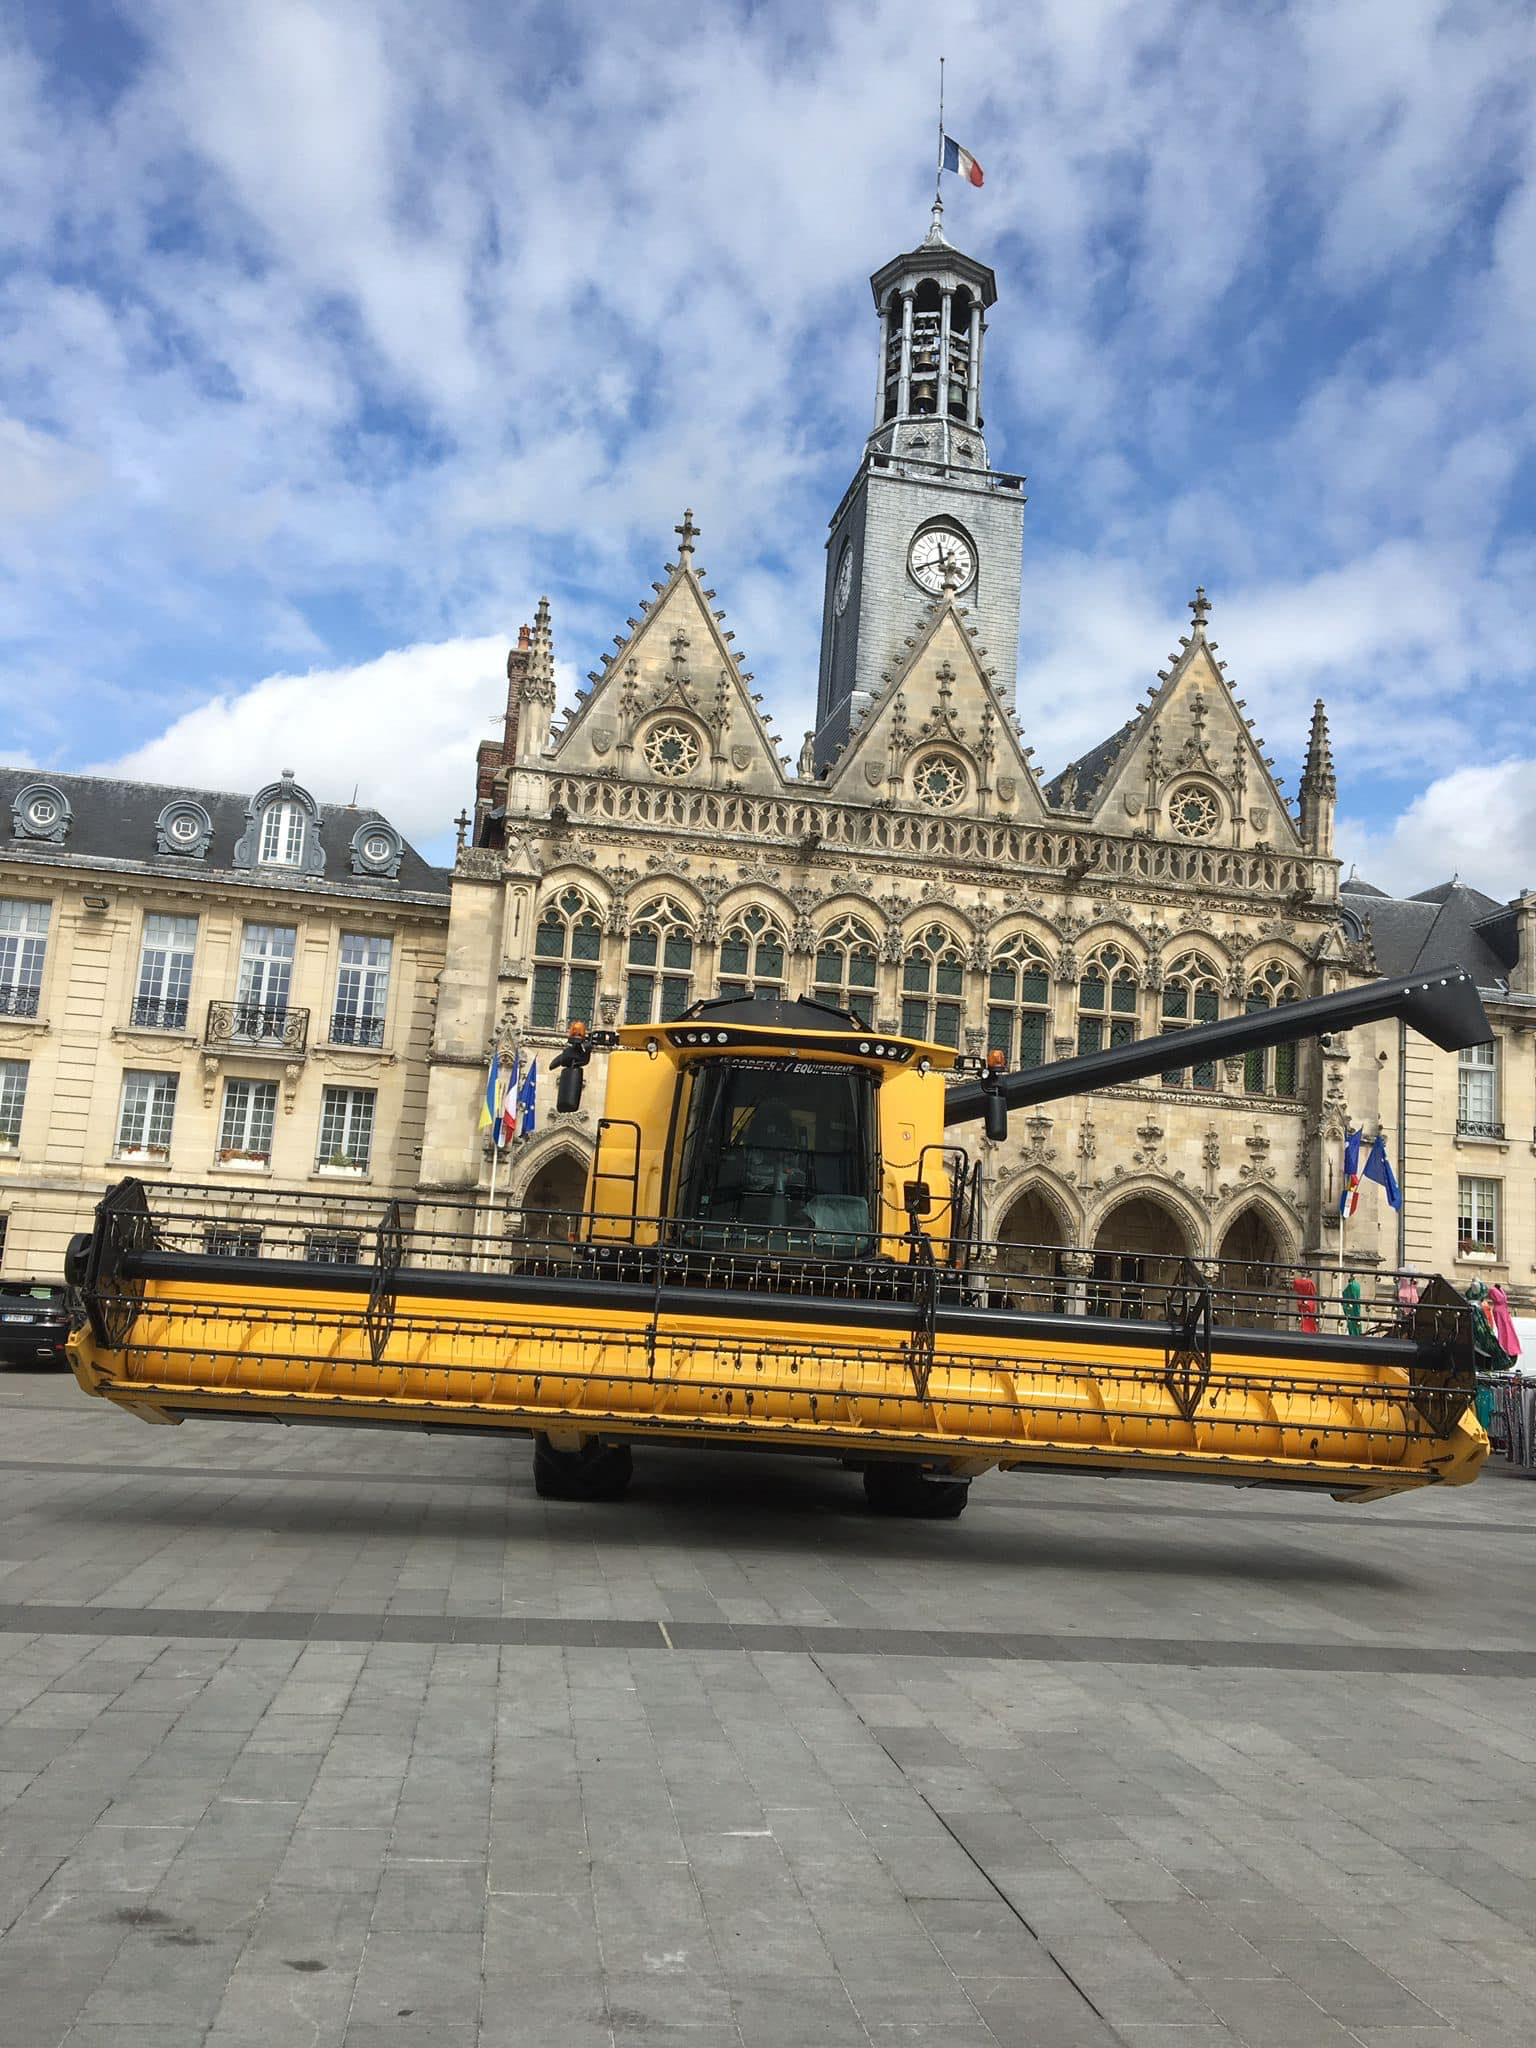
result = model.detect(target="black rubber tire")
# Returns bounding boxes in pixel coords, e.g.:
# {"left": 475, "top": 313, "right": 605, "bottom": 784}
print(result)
{"left": 862, "top": 1463, "right": 971, "bottom": 1519}
{"left": 532, "top": 1436, "right": 634, "bottom": 1502}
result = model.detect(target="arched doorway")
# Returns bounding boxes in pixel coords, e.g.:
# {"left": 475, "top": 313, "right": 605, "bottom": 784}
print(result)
{"left": 1216, "top": 1204, "right": 1290, "bottom": 1325}
{"left": 994, "top": 1185, "right": 1071, "bottom": 1311}
{"left": 517, "top": 1148, "right": 590, "bottom": 1253}
{"left": 1090, "top": 1194, "right": 1193, "bottom": 1320}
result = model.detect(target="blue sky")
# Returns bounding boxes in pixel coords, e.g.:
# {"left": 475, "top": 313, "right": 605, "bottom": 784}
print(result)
{"left": 2, "top": 0, "right": 1533, "bottom": 887}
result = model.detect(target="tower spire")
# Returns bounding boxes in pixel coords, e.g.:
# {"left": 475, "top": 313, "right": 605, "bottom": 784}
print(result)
{"left": 1299, "top": 697, "right": 1336, "bottom": 858}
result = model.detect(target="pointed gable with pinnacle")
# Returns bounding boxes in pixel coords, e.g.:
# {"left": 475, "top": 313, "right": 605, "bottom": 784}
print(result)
{"left": 1051, "top": 589, "right": 1303, "bottom": 854}
{"left": 818, "top": 583, "right": 1046, "bottom": 819}
{"left": 549, "top": 511, "right": 788, "bottom": 794}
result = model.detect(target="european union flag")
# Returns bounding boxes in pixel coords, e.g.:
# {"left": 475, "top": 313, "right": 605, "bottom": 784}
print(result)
{"left": 1362, "top": 1132, "right": 1401, "bottom": 1210}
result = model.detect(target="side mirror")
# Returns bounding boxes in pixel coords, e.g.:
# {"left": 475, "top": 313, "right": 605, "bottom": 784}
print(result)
{"left": 555, "top": 1064, "right": 584, "bottom": 1114}
{"left": 982, "top": 1053, "right": 1008, "bottom": 1142}
{"left": 903, "top": 1180, "right": 933, "bottom": 1218}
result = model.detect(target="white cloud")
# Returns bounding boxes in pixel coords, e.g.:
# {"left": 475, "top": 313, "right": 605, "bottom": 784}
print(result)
{"left": 97, "top": 634, "right": 508, "bottom": 851}
{"left": 1339, "top": 759, "right": 1536, "bottom": 902}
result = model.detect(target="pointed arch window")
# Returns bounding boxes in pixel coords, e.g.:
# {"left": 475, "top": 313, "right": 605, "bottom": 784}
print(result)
{"left": 531, "top": 887, "right": 602, "bottom": 1030}
{"left": 987, "top": 935, "right": 1051, "bottom": 1068}
{"left": 717, "top": 907, "right": 786, "bottom": 999}
{"left": 813, "top": 915, "right": 879, "bottom": 1024}
{"left": 1077, "top": 942, "right": 1140, "bottom": 1056}
{"left": 901, "top": 924, "right": 966, "bottom": 1048}
{"left": 625, "top": 897, "right": 695, "bottom": 1025}
{"left": 1243, "top": 962, "right": 1301, "bottom": 1098}
{"left": 1160, "top": 951, "right": 1222, "bottom": 1089}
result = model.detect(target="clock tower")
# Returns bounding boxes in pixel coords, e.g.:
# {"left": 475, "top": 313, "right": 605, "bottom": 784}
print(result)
{"left": 811, "top": 210, "right": 1026, "bottom": 769}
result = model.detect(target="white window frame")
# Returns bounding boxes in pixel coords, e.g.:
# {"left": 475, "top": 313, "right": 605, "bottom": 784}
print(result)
{"left": 316, "top": 1086, "right": 375, "bottom": 1175}
{"left": 331, "top": 934, "right": 391, "bottom": 1046}
{"left": 0, "top": 1059, "right": 27, "bottom": 1149}
{"left": 217, "top": 1078, "right": 278, "bottom": 1166}
{"left": 258, "top": 801, "right": 305, "bottom": 867}
{"left": 1456, "top": 1175, "right": 1499, "bottom": 1257}
{"left": 133, "top": 913, "right": 197, "bottom": 1031}
{"left": 236, "top": 924, "right": 296, "bottom": 1028}
{"left": 1457, "top": 1041, "right": 1499, "bottom": 1136}
{"left": 0, "top": 898, "right": 50, "bottom": 1015}
{"left": 116, "top": 1071, "right": 179, "bottom": 1160}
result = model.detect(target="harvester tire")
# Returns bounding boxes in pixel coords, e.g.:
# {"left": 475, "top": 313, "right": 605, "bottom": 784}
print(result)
{"left": 862, "top": 1464, "right": 970, "bottom": 1519}
{"left": 533, "top": 1437, "right": 634, "bottom": 1502}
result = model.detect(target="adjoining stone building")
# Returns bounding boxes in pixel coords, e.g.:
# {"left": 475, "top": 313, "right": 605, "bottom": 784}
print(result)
{"left": 421, "top": 210, "right": 1376, "bottom": 1290}
{"left": 0, "top": 767, "right": 448, "bottom": 1278}
{"left": 1338, "top": 875, "right": 1536, "bottom": 1304}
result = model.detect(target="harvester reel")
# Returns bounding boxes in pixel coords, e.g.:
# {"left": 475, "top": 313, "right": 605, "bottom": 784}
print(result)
{"left": 1163, "top": 1260, "right": 1214, "bottom": 1424}
{"left": 364, "top": 1201, "right": 404, "bottom": 1365}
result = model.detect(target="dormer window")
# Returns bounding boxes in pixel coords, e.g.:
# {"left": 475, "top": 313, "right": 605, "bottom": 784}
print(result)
{"left": 259, "top": 801, "right": 305, "bottom": 867}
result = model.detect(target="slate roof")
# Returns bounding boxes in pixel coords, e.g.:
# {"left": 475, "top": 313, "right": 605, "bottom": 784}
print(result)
{"left": 1342, "top": 875, "right": 1513, "bottom": 990}
{"left": 0, "top": 767, "right": 450, "bottom": 903}
{"left": 1043, "top": 719, "right": 1137, "bottom": 812}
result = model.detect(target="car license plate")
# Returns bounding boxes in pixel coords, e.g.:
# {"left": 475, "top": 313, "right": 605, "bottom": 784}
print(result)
{"left": 3, "top": 1313, "right": 36, "bottom": 1323}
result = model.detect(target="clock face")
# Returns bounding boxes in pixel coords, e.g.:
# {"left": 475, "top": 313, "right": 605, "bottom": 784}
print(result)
{"left": 908, "top": 526, "right": 975, "bottom": 595}
{"left": 833, "top": 546, "right": 854, "bottom": 616}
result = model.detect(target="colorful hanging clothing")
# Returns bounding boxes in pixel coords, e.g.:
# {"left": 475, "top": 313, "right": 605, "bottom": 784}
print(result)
{"left": 1488, "top": 1285, "right": 1521, "bottom": 1361}
{"left": 1341, "top": 1274, "right": 1363, "bottom": 1338}
{"left": 1464, "top": 1279, "right": 1514, "bottom": 1370}
{"left": 1292, "top": 1271, "right": 1319, "bottom": 1335}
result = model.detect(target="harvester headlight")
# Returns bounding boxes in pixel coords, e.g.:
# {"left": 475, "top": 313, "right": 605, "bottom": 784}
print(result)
{"left": 646, "top": 1037, "right": 660, "bottom": 1060}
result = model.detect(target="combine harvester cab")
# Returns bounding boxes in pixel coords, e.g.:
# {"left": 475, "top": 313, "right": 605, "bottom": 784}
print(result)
{"left": 68, "top": 973, "right": 1490, "bottom": 1514}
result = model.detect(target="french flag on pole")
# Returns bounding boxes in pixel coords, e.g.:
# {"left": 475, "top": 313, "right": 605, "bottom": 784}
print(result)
{"left": 942, "top": 134, "right": 985, "bottom": 187}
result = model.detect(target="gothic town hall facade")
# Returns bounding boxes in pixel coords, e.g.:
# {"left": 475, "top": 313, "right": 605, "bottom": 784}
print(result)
{"left": 419, "top": 216, "right": 1364, "bottom": 1285}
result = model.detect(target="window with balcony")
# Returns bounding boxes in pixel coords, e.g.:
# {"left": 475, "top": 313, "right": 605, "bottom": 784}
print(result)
{"left": 316, "top": 1086, "right": 376, "bottom": 1174}
{"left": 217, "top": 1077, "right": 278, "bottom": 1165}
{"left": 1457, "top": 1175, "right": 1499, "bottom": 1256}
{"left": 331, "top": 933, "right": 391, "bottom": 1046}
{"left": 116, "top": 1071, "right": 178, "bottom": 1160}
{"left": 234, "top": 924, "right": 297, "bottom": 1040}
{"left": 258, "top": 800, "right": 306, "bottom": 867}
{"left": 0, "top": 899, "right": 49, "bottom": 1020}
{"left": 1457, "top": 1042, "right": 1501, "bottom": 1139}
{"left": 0, "top": 1059, "right": 27, "bottom": 1149}
{"left": 530, "top": 889, "right": 601, "bottom": 1030}
{"left": 132, "top": 913, "right": 196, "bottom": 1031}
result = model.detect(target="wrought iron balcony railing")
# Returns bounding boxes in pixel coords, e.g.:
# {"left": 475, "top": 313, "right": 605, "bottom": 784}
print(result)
{"left": 130, "top": 995, "right": 190, "bottom": 1031}
{"left": 328, "top": 1014, "right": 385, "bottom": 1048}
{"left": 0, "top": 984, "right": 41, "bottom": 1019}
{"left": 205, "top": 1000, "right": 309, "bottom": 1055}
{"left": 1456, "top": 1117, "right": 1505, "bottom": 1140}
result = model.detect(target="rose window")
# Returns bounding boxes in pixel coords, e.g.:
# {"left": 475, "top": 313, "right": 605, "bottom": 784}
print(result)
{"left": 1169, "top": 785, "right": 1219, "bottom": 840}
{"left": 913, "top": 754, "right": 968, "bottom": 809}
{"left": 642, "top": 722, "right": 701, "bottom": 778}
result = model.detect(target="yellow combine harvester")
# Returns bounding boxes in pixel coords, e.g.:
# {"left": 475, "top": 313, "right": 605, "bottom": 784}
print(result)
{"left": 68, "top": 970, "right": 1489, "bottom": 1515}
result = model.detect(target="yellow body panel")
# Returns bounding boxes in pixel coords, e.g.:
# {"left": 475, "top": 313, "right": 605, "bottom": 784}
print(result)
{"left": 69, "top": 1278, "right": 1487, "bottom": 1500}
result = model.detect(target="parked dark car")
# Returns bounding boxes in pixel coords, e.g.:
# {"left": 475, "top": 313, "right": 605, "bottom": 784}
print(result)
{"left": 0, "top": 1282, "right": 72, "bottom": 1368}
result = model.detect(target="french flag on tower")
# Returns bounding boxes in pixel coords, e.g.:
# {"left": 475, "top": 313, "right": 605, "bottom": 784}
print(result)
{"left": 942, "top": 135, "right": 985, "bottom": 188}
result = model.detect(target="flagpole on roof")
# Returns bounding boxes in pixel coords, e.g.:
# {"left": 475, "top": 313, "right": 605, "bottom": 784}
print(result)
{"left": 933, "top": 54, "right": 945, "bottom": 229}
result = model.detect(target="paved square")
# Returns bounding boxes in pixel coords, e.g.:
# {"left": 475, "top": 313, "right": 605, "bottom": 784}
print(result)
{"left": 2, "top": 1370, "right": 1534, "bottom": 2047}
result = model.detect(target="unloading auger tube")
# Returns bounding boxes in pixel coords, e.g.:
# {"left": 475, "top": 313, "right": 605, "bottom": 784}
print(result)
{"left": 66, "top": 968, "right": 1491, "bottom": 1515}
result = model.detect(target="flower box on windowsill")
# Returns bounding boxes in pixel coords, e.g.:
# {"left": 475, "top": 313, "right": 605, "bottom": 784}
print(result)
{"left": 113, "top": 1147, "right": 171, "bottom": 1168}
{"left": 1455, "top": 1243, "right": 1499, "bottom": 1264}
{"left": 315, "top": 1156, "right": 368, "bottom": 1178}
{"left": 214, "top": 1149, "right": 272, "bottom": 1172}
